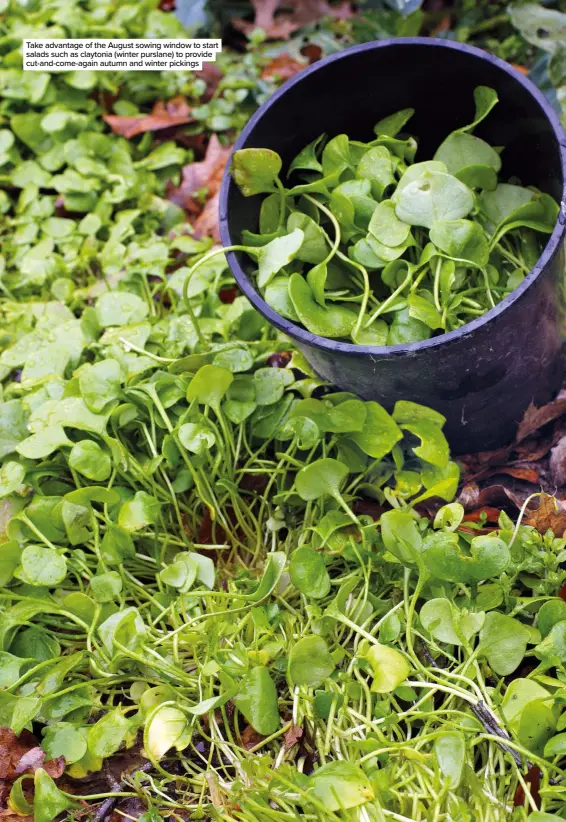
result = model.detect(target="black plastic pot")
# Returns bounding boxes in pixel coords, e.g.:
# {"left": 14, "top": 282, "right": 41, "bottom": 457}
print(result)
{"left": 219, "top": 38, "right": 566, "bottom": 454}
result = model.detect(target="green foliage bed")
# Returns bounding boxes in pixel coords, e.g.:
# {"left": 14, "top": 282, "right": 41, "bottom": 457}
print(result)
{"left": 1, "top": 1, "right": 566, "bottom": 820}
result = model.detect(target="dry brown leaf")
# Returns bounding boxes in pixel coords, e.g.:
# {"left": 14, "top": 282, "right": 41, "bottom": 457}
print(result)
{"left": 42, "top": 756, "right": 65, "bottom": 779}
{"left": 526, "top": 492, "right": 566, "bottom": 536}
{"left": 167, "top": 135, "right": 231, "bottom": 241}
{"left": 513, "top": 433, "right": 554, "bottom": 463}
{"left": 498, "top": 466, "right": 539, "bottom": 483}
{"left": 14, "top": 747, "right": 45, "bottom": 775}
{"left": 463, "top": 507, "right": 502, "bottom": 524}
{"left": 240, "top": 725, "right": 264, "bottom": 751}
{"left": 0, "top": 729, "right": 36, "bottom": 779}
{"left": 431, "top": 13, "right": 452, "bottom": 35}
{"left": 168, "top": 135, "right": 230, "bottom": 211}
{"left": 283, "top": 724, "right": 303, "bottom": 752}
{"left": 104, "top": 96, "right": 193, "bottom": 139}
{"left": 462, "top": 483, "right": 528, "bottom": 511}
{"left": 516, "top": 390, "right": 566, "bottom": 442}
{"left": 261, "top": 54, "right": 306, "bottom": 81}
{"left": 300, "top": 43, "right": 323, "bottom": 63}
{"left": 193, "top": 189, "right": 222, "bottom": 242}
{"left": 196, "top": 62, "right": 223, "bottom": 101}
{"left": 512, "top": 64, "right": 529, "bottom": 76}
{"left": 233, "top": 0, "right": 355, "bottom": 40}
{"left": 0, "top": 728, "right": 64, "bottom": 784}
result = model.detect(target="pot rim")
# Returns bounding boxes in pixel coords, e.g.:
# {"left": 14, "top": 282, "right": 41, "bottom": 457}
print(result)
{"left": 219, "top": 36, "right": 566, "bottom": 357}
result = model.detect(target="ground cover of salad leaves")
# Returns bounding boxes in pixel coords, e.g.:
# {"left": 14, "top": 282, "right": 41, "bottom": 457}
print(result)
{"left": 2, "top": 0, "right": 566, "bottom": 821}
{"left": 224, "top": 86, "right": 558, "bottom": 345}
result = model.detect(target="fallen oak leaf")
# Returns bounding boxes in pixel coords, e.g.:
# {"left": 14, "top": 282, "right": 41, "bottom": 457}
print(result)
{"left": 168, "top": 135, "right": 232, "bottom": 241}
{"left": 463, "top": 507, "right": 502, "bottom": 524}
{"left": 513, "top": 433, "right": 554, "bottom": 463}
{"left": 235, "top": 0, "right": 282, "bottom": 37}
{"left": 512, "top": 64, "right": 529, "bottom": 76}
{"left": 196, "top": 62, "right": 223, "bottom": 101}
{"left": 261, "top": 54, "right": 306, "bottom": 82}
{"left": 41, "top": 756, "right": 66, "bottom": 779}
{"left": 14, "top": 747, "right": 45, "bottom": 775}
{"left": 459, "top": 483, "right": 528, "bottom": 512}
{"left": 104, "top": 96, "right": 193, "bottom": 139}
{"left": 162, "top": 95, "right": 192, "bottom": 118}
{"left": 240, "top": 725, "right": 264, "bottom": 751}
{"left": 431, "top": 13, "right": 452, "bottom": 36}
{"left": 0, "top": 729, "right": 37, "bottom": 779}
{"left": 233, "top": 0, "right": 355, "bottom": 40}
{"left": 193, "top": 189, "right": 222, "bottom": 242}
{"left": 168, "top": 135, "right": 231, "bottom": 213}
{"left": 473, "top": 465, "right": 540, "bottom": 484}
{"left": 300, "top": 43, "right": 323, "bottom": 63}
{"left": 283, "top": 724, "right": 303, "bottom": 752}
{"left": 458, "top": 445, "right": 512, "bottom": 478}
{"left": 0, "top": 729, "right": 65, "bottom": 783}
{"left": 516, "top": 389, "right": 566, "bottom": 442}
{"left": 502, "top": 466, "right": 540, "bottom": 483}
{"left": 525, "top": 492, "right": 566, "bottom": 536}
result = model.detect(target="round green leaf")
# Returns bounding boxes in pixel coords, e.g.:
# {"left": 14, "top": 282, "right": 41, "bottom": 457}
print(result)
{"left": 69, "top": 440, "right": 112, "bottom": 481}
{"left": 34, "top": 769, "right": 78, "bottom": 822}
{"left": 479, "top": 612, "right": 531, "bottom": 675}
{"left": 288, "top": 273, "right": 356, "bottom": 338}
{"left": 434, "top": 731, "right": 465, "bottom": 789}
{"left": 429, "top": 219, "right": 489, "bottom": 267}
{"left": 434, "top": 132, "right": 502, "bottom": 174}
{"left": 145, "top": 704, "right": 189, "bottom": 760}
{"left": 366, "top": 643, "right": 410, "bottom": 693}
{"left": 394, "top": 170, "right": 474, "bottom": 229}
{"left": 234, "top": 666, "right": 280, "bottom": 735}
{"left": 95, "top": 292, "right": 149, "bottom": 327}
{"left": 308, "top": 761, "right": 375, "bottom": 812}
{"left": 0, "top": 461, "right": 25, "bottom": 498}
{"left": 88, "top": 709, "right": 131, "bottom": 758}
{"left": 90, "top": 571, "right": 123, "bottom": 603}
{"left": 212, "top": 347, "right": 253, "bottom": 373}
{"left": 232, "top": 148, "right": 282, "bottom": 197}
{"left": 368, "top": 199, "right": 411, "bottom": 247}
{"left": 118, "top": 491, "right": 160, "bottom": 532}
{"left": 289, "top": 545, "right": 330, "bottom": 599}
{"left": 295, "top": 458, "right": 348, "bottom": 502}
{"left": 42, "top": 722, "right": 87, "bottom": 764}
{"left": 186, "top": 364, "right": 234, "bottom": 409}
{"left": 178, "top": 422, "right": 216, "bottom": 454}
{"left": 20, "top": 545, "right": 67, "bottom": 587}
{"left": 289, "top": 636, "right": 335, "bottom": 687}
{"left": 538, "top": 600, "right": 566, "bottom": 638}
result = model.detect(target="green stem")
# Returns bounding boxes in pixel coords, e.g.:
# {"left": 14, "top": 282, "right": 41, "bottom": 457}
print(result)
{"left": 365, "top": 269, "right": 412, "bottom": 327}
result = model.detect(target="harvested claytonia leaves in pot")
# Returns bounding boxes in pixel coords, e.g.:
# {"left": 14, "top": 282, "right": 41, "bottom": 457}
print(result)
{"left": 211, "top": 86, "right": 558, "bottom": 345}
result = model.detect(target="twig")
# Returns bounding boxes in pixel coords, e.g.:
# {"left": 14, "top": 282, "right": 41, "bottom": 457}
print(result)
{"left": 470, "top": 700, "right": 525, "bottom": 770}
{"left": 92, "top": 761, "right": 153, "bottom": 822}
{"left": 419, "top": 642, "right": 525, "bottom": 769}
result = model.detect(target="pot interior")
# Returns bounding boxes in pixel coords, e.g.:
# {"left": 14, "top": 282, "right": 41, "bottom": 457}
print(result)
{"left": 223, "top": 40, "right": 563, "bottom": 285}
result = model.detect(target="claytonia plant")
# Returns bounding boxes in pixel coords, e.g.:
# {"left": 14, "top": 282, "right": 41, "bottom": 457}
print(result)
{"left": 216, "top": 85, "right": 558, "bottom": 345}
{"left": 0, "top": 1, "right": 566, "bottom": 820}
